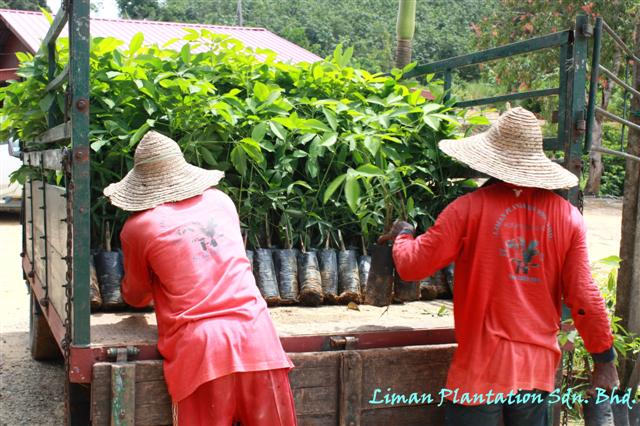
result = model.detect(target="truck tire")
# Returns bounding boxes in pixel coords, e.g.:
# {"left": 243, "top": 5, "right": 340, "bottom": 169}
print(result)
{"left": 29, "top": 293, "right": 62, "bottom": 361}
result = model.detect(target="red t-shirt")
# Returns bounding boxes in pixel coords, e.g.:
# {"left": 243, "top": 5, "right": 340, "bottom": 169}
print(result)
{"left": 393, "top": 182, "right": 613, "bottom": 401}
{"left": 120, "top": 188, "right": 293, "bottom": 403}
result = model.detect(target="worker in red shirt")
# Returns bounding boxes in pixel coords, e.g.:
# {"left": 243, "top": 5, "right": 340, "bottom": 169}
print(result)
{"left": 104, "top": 131, "right": 296, "bottom": 426}
{"left": 380, "top": 108, "right": 619, "bottom": 426}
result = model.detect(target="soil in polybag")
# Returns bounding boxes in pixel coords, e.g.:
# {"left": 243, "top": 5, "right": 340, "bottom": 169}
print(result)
{"left": 337, "top": 249, "right": 361, "bottom": 304}
{"left": 253, "top": 248, "right": 281, "bottom": 306}
{"left": 317, "top": 249, "right": 339, "bottom": 304}
{"left": 94, "top": 250, "right": 126, "bottom": 309}
{"left": 274, "top": 249, "right": 299, "bottom": 304}
{"left": 364, "top": 244, "right": 394, "bottom": 307}
{"left": 297, "top": 251, "right": 323, "bottom": 306}
{"left": 443, "top": 263, "right": 455, "bottom": 297}
{"left": 358, "top": 255, "right": 371, "bottom": 295}
{"left": 89, "top": 256, "right": 102, "bottom": 311}
{"left": 394, "top": 276, "right": 420, "bottom": 302}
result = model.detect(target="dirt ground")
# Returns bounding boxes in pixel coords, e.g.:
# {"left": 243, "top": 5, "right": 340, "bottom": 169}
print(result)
{"left": 0, "top": 197, "right": 624, "bottom": 425}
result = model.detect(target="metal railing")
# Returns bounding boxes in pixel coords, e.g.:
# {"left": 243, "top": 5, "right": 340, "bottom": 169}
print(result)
{"left": 585, "top": 17, "right": 640, "bottom": 162}
{"left": 405, "top": 15, "right": 593, "bottom": 207}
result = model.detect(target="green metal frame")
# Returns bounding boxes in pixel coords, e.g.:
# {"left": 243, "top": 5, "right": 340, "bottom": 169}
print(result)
{"left": 405, "top": 16, "right": 592, "bottom": 208}
{"left": 25, "top": 0, "right": 91, "bottom": 348}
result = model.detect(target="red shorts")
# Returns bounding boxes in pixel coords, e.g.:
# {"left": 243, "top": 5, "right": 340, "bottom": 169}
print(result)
{"left": 173, "top": 368, "right": 297, "bottom": 426}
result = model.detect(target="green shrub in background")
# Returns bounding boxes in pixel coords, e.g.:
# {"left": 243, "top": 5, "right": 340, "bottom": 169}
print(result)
{"left": 1, "top": 31, "right": 472, "bottom": 250}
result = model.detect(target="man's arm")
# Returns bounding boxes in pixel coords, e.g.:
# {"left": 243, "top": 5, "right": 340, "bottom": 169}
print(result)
{"left": 561, "top": 209, "right": 618, "bottom": 390}
{"left": 120, "top": 233, "right": 153, "bottom": 308}
{"left": 391, "top": 198, "right": 468, "bottom": 282}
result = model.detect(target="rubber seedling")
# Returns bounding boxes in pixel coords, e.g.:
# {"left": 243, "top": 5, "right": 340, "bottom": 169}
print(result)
{"left": 336, "top": 230, "right": 361, "bottom": 304}
{"left": 318, "top": 232, "right": 339, "bottom": 304}
{"left": 94, "top": 222, "right": 126, "bottom": 310}
{"left": 297, "top": 241, "right": 324, "bottom": 307}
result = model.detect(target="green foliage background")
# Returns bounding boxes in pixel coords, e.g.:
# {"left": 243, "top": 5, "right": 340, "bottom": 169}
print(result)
{"left": 116, "top": 0, "right": 494, "bottom": 73}
{"left": 1, "top": 32, "right": 472, "bottom": 250}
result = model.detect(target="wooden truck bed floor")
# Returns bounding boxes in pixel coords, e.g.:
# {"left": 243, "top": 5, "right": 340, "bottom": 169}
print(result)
{"left": 89, "top": 300, "right": 454, "bottom": 347}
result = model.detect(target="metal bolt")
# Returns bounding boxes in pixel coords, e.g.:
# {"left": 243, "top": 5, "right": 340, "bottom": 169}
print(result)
{"left": 39, "top": 298, "right": 49, "bottom": 307}
{"left": 76, "top": 98, "right": 89, "bottom": 112}
{"left": 28, "top": 271, "right": 35, "bottom": 278}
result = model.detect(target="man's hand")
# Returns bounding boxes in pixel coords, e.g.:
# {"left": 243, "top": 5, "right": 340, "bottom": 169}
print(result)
{"left": 588, "top": 361, "right": 620, "bottom": 396}
{"left": 377, "top": 220, "right": 415, "bottom": 245}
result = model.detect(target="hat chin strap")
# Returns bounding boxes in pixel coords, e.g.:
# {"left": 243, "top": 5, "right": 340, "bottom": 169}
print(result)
{"left": 135, "top": 151, "right": 183, "bottom": 166}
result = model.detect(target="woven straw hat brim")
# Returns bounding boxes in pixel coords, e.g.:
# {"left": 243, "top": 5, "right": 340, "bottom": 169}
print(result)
{"left": 439, "top": 132, "right": 578, "bottom": 190}
{"left": 103, "top": 161, "right": 224, "bottom": 212}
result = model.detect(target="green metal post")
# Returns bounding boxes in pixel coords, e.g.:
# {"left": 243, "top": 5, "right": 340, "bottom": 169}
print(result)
{"left": 584, "top": 17, "right": 602, "bottom": 154}
{"left": 69, "top": 0, "right": 91, "bottom": 347}
{"left": 566, "top": 15, "right": 590, "bottom": 207}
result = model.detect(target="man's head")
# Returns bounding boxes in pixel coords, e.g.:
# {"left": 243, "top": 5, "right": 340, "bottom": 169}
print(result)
{"left": 103, "top": 131, "right": 224, "bottom": 211}
{"left": 439, "top": 107, "right": 578, "bottom": 190}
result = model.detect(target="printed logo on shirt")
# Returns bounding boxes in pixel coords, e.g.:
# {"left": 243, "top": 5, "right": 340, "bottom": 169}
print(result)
{"left": 176, "top": 218, "right": 223, "bottom": 255}
{"left": 493, "top": 202, "right": 553, "bottom": 284}
{"left": 499, "top": 238, "right": 542, "bottom": 283}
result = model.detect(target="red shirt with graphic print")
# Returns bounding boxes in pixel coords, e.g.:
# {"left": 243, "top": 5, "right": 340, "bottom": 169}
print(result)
{"left": 393, "top": 182, "right": 613, "bottom": 402}
{"left": 120, "top": 188, "right": 293, "bottom": 403}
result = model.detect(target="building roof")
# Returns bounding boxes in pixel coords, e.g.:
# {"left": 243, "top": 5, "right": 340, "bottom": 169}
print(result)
{"left": 0, "top": 9, "right": 321, "bottom": 63}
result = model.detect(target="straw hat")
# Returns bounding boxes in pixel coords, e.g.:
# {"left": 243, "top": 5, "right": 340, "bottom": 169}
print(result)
{"left": 439, "top": 107, "right": 578, "bottom": 190}
{"left": 103, "top": 131, "right": 224, "bottom": 211}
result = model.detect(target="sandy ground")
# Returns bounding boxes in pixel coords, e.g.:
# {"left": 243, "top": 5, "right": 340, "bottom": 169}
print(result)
{"left": 0, "top": 197, "right": 624, "bottom": 425}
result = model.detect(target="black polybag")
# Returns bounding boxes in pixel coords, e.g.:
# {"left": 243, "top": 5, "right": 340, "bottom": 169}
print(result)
{"left": 94, "top": 250, "right": 126, "bottom": 309}
{"left": 318, "top": 249, "right": 339, "bottom": 304}
{"left": 337, "top": 249, "right": 361, "bottom": 304}
{"left": 274, "top": 249, "right": 299, "bottom": 304}
{"left": 297, "top": 251, "right": 324, "bottom": 306}
{"left": 253, "top": 248, "right": 281, "bottom": 306}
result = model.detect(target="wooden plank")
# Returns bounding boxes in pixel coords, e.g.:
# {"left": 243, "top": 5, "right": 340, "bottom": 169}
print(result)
{"left": 23, "top": 149, "right": 65, "bottom": 170}
{"left": 42, "top": 6, "right": 68, "bottom": 48}
{"left": 289, "top": 351, "right": 340, "bottom": 388}
{"left": 44, "top": 184, "right": 67, "bottom": 256}
{"left": 360, "top": 345, "right": 456, "bottom": 410}
{"left": 25, "top": 180, "right": 33, "bottom": 265}
{"left": 293, "top": 386, "right": 339, "bottom": 416}
{"left": 339, "top": 351, "right": 363, "bottom": 426}
{"left": 133, "top": 360, "right": 165, "bottom": 383}
{"left": 298, "top": 414, "right": 338, "bottom": 426}
{"left": 135, "top": 381, "right": 171, "bottom": 426}
{"left": 46, "top": 63, "right": 69, "bottom": 93}
{"left": 111, "top": 364, "right": 136, "bottom": 426}
{"left": 360, "top": 405, "right": 445, "bottom": 426}
{"left": 26, "top": 122, "right": 71, "bottom": 146}
{"left": 91, "top": 363, "right": 112, "bottom": 426}
{"left": 31, "top": 181, "right": 46, "bottom": 288}
{"left": 46, "top": 240, "right": 67, "bottom": 322}
{"left": 455, "top": 87, "right": 559, "bottom": 108}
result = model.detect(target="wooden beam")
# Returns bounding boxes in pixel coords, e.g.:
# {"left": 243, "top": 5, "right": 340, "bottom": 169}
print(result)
{"left": 42, "top": 7, "right": 68, "bottom": 49}
{"left": 25, "top": 122, "right": 71, "bottom": 146}
{"left": 110, "top": 364, "right": 136, "bottom": 426}
{"left": 23, "top": 149, "right": 65, "bottom": 170}
{"left": 455, "top": 88, "right": 559, "bottom": 108}
{"left": 45, "top": 63, "right": 69, "bottom": 93}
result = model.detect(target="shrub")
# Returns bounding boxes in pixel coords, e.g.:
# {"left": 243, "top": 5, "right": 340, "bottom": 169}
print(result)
{"left": 1, "top": 31, "right": 470, "bottom": 249}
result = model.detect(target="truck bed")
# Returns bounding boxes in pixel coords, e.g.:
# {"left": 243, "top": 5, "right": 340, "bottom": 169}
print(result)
{"left": 90, "top": 300, "right": 454, "bottom": 347}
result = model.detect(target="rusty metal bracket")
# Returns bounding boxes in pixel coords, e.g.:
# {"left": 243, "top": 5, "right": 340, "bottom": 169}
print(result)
{"left": 330, "top": 336, "right": 359, "bottom": 351}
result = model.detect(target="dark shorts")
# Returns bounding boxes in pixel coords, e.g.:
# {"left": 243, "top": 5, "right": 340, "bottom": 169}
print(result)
{"left": 444, "top": 390, "right": 549, "bottom": 426}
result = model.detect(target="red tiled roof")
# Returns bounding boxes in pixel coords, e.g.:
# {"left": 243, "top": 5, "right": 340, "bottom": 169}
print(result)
{"left": 0, "top": 9, "right": 321, "bottom": 63}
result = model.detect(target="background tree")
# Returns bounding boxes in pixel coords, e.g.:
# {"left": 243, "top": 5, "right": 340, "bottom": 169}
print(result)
{"left": 0, "top": 0, "right": 47, "bottom": 11}
{"left": 116, "top": 0, "right": 493, "bottom": 73}
{"left": 475, "top": 0, "right": 639, "bottom": 195}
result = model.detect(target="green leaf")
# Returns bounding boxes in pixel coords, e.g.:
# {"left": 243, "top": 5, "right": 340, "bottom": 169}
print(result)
{"left": 422, "top": 114, "right": 440, "bottom": 130}
{"left": 363, "top": 136, "right": 381, "bottom": 156}
{"left": 422, "top": 103, "right": 441, "bottom": 114}
{"left": 319, "top": 132, "right": 338, "bottom": 147}
{"left": 129, "top": 123, "right": 150, "bottom": 147}
{"left": 597, "top": 255, "right": 621, "bottom": 268}
{"left": 38, "top": 94, "right": 54, "bottom": 112}
{"left": 198, "top": 147, "right": 217, "bottom": 167}
{"left": 230, "top": 145, "right": 247, "bottom": 176}
{"left": 467, "top": 115, "right": 491, "bottom": 125}
{"left": 344, "top": 173, "right": 361, "bottom": 213}
{"left": 269, "top": 121, "right": 287, "bottom": 140}
{"left": 253, "top": 81, "right": 269, "bottom": 102}
{"left": 251, "top": 122, "right": 267, "bottom": 142}
{"left": 323, "top": 174, "right": 346, "bottom": 204}
{"left": 304, "top": 119, "right": 330, "bottom": 132}
{"left": 354, "top": 163, "right": 383, "bottom": 177}
{"left": 322, "top": 108, "right": 338, "bottom": 130}
{"left": 239, "top": 138, "right": 264, "bottom": 164}
{"left": 129, "top": 32, "right": 144, "bottom": 54}
{"left": 180, "top": 44, "right": 191, "bottom": 65}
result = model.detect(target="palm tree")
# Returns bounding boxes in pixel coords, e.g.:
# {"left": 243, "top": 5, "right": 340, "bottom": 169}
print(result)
{"left": 394, "top": 0, "right": 416, "bottom": 69}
